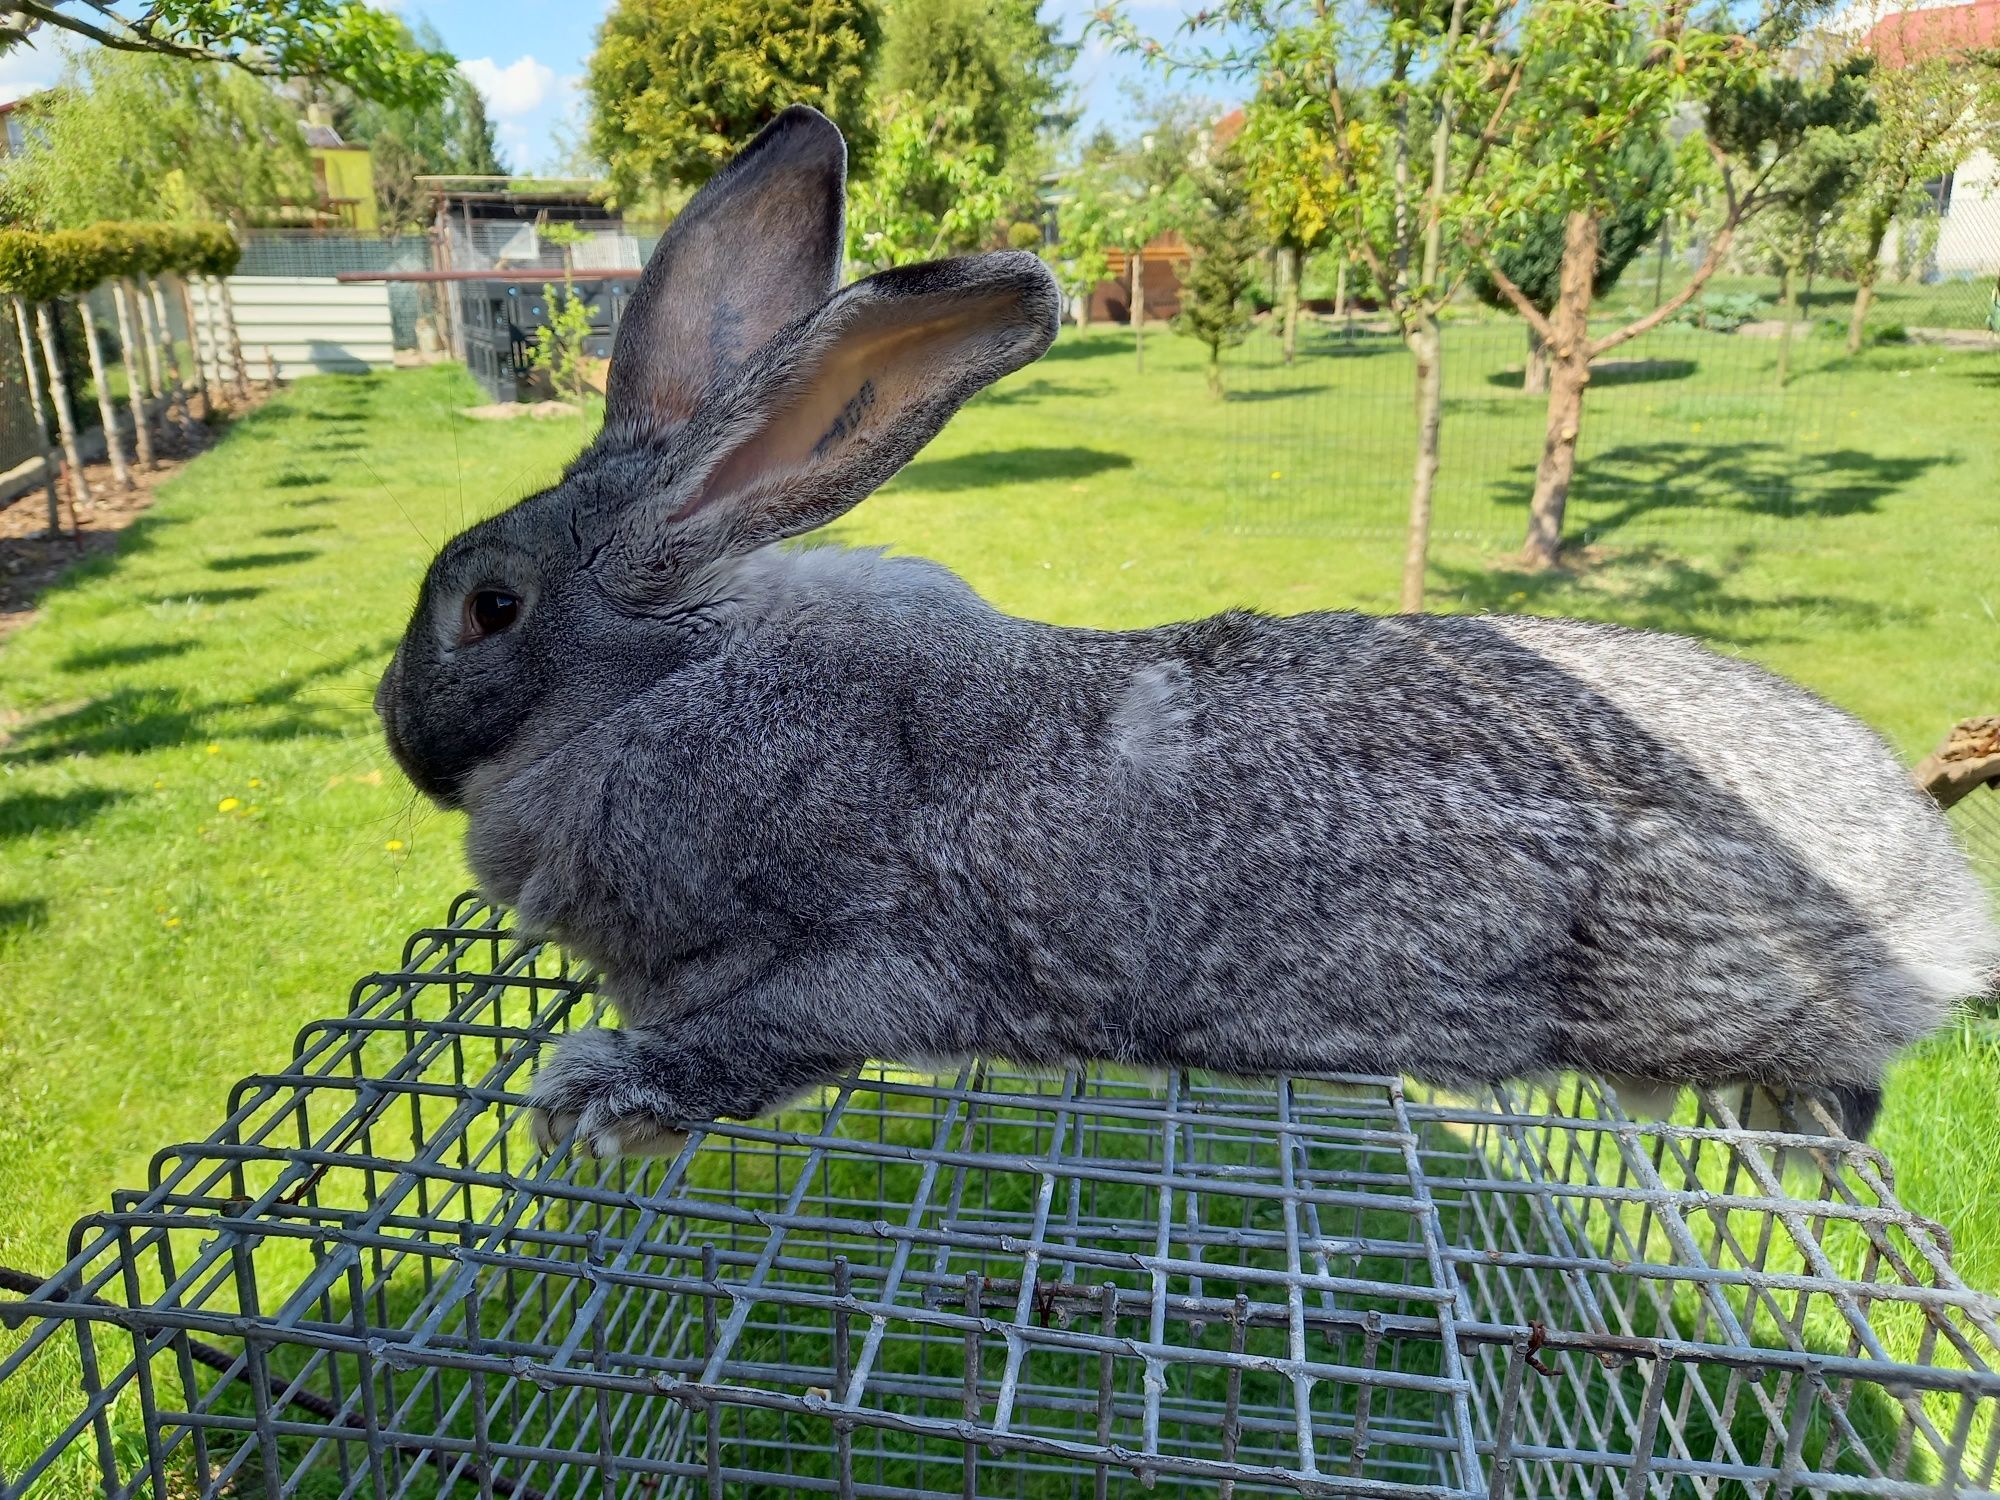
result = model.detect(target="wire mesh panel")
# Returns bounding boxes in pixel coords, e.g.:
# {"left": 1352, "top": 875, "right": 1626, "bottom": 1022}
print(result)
{"left": 2, "top": 895, "right": 1996, "bottom": 1498}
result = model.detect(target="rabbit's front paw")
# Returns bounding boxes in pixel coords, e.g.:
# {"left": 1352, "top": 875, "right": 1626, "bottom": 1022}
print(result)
{"left": 526, "top": 1026, "right": 692, "bottom": 1160}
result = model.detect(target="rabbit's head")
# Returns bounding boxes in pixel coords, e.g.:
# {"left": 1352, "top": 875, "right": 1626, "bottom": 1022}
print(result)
{"left": 377, "top": 106, "right": 1061, "bottom": 808}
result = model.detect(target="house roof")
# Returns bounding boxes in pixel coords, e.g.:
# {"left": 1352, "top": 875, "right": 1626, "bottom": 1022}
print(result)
{"left": 1860, "top": 0, "right": 2000, "bottom": 65}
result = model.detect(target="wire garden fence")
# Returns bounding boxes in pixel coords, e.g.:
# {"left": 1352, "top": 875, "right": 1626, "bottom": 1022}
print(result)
{"left": 2, "top": 895, "right": 1995, "bottom": 1499}
{"left": 1221, "top": 213, "right": 1998, "bottom": 550}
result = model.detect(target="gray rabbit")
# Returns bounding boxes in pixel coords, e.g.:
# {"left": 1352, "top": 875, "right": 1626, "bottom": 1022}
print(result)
{"left": 377, "top": 106, "right": 1998, "bottom": 1156}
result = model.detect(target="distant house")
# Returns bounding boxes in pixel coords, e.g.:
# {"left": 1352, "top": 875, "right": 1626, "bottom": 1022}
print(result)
{"left": 301, "top": 116, "right": 378, "bottom": 233}
{"left": 1841, "top": 0, "right": 2000, "bottom": 278}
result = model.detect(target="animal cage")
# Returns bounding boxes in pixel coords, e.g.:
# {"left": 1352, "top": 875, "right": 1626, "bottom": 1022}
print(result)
{"left": 2, "top": 895, "right": 1996, "bottom": 1499}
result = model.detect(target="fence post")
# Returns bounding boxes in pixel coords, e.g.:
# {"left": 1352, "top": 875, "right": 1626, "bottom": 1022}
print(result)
{"left": 112, "top": 282, "right": 156, "bottom": 470}
{"left": 11, "top": 295, "right": 62, "bottom": 529}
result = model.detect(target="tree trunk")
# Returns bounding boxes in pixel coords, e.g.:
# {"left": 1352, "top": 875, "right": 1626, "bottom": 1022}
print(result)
{"left": 1280, "top": 246, "right": 1300, "bottom": 366}
{"left": 112, "top": 283, "right": 156, "bottom": 471}
{"left": 1074, "top": 285, "right": 1090, "bottom": 334}
{"left": 1206, "top": 344, "right": 1224, "bottom": 398}
{"left": 1130, "top": 245, "right": 1146, "bottom": 373}
{"left": 12, "top": 296, "right": 62, "bottom": 531}
{"left": 1401, "top": 318, "right": 1443, "bottom": 612}
{"left": 79, "top": 296, "right": 132, "bottom": 493}
{"left": 1847, "top": 223, "right": 1886, "bottom": 356}
{"left": 177, "top": 275, "right": 212, "bottom": 418}
{"left": 34, "top": 302, "right": 89, "bottom": 520}
{"left": 148, "top": 277, "right": 187, "bottom": 423}
{"left": 1334, "top": 260, "right": 1347, "bottom": 319}
{"left": 134, "top": 278, "right": 167, "bottom": 403}
{"left": 1775, "top": 262, "right": 1796, "bottom": 391}
{"left": 1522, "top": 211, "right": 1599, "bottom": 570}
{"left": 1524, "top": 325, "right": 1550, "bottom": 395}
{"left": 215, "top": 276, "right": 250, "bottom": 399}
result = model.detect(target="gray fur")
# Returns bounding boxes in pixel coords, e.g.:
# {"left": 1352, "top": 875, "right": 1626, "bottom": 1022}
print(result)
{"left": 378, "top": 110, "right": 1998, "bottom": 1156}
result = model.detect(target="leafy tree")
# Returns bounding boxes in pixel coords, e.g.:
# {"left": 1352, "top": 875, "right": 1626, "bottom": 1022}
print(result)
{"left": 312, "top": 21, "right": 508, "bottom": 233}
{"left": 1051, "top": 93, "right": 1203, "bottom": 370}
{"left": 846, "top": 93, "right": 1014, "bottom": 270}
{"left": 1477, "top": 16, "right": 1876, "bottom": 568}
{"left": 1174, "top": 143, "right": 1257, "bottom": 396}
{"left": 1098, "top": 0, "right": 1502, "bottom": 610}
{"left": 529, "top": 225, "right": 596, "bottom": 404}
{"left": 876, "top": 0, "right": 1069, "bottom": 186}
{"left": 0, "top": 2, "right": 452, "bottom": 107}
{"left": 1240, "top": 91, "right": 1341, "bottom": 365}
{"left": 1470, "top": 134, "right": 1673, "bottom": 393}
{"left": 1835, "top": 37, "right": 2000, "bottom": 353}
{"left": 0, "top": 50, "right": 313, "bottom": 228}
{"left": 586, "top": 0, "right": 881, "bottom": 204}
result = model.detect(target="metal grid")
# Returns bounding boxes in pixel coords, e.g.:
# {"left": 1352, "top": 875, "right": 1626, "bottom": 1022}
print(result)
{"left": 2, "top": 895, "right": 1996, "bottom": 1498}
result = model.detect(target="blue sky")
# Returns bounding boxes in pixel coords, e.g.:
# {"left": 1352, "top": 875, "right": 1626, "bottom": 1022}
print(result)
{"left": 401, "top": 0, "right": 1228, "bottom": 173}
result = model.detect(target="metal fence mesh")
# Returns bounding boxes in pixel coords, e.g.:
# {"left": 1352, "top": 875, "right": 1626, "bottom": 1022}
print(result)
{"left": 2, "top": 895, "right": 1996, "bottom": 1499}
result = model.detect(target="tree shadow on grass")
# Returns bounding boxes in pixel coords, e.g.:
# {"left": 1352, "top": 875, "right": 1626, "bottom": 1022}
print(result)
{"left": 0, "top": 898, "right": 47, "bottom": 935}
{"left": 0, "top": 786, "right": 127, "bottom": 840}
{"left": 1433, "top": 543, "right": 1918, "bottom": 648}
{"left": 1, "top": 641, "right": 388, "bottom": 764}
{"left": 894, "top": 446, "right": 1134, "bottom": 492}
{"left": 980, "top": 377, "right": 1096, "bottom": 406}
{"left": 260, "top": 522, "right": 334, "bottom": 539}
{"left": 1040, "top": 334, "right": 1132, "bottom": 363}
{"left": 207, "top": 549, "right": 320, "bottom": 573}
{"left": 59, "top": 639, "right": 197, "bottom": 672}
{"left": 1225, "top": 382, "right": 1332, "bottom": 403}
{"left": 272, "top": 471, "right": 330, "bottom": 488}
{"left": 1486, "top": 438, "right": 1950, "bottom": 536}
{"left": 1483, "top": 358, "right": 1697, "bottom": 394}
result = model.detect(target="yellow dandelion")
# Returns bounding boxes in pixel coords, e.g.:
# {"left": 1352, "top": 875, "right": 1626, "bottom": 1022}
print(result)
{"left": 1270, "top": 471, "right": 1283, "bottom": 480}
{"left": 386, "top": 839, "right": 405, "bottom": 852}
{"left": 206, "top": 743, "right": 220, "bottom": 755}
{"left": 165, "top": 917, "right": 181, "bottom": 928}
{"left": 1690, "top": 422, "right": 1703, "bottom": 434}
{"left": 153, "top": 779, "right": 165, "bottom": 790}
{"left": 217, "top": 796, "right": 241, "bottom": 813}
{"left": 248, "top": 778, "right": 263, "bottom": 789}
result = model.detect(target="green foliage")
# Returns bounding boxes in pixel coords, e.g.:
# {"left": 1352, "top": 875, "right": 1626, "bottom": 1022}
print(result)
{"left": 1174, "top": 146, "right": 1258, "bottom": 392}
{"left": 0, "top": 1, "right": 454, "bottom": 107}
{"left": 1005, "top": 220, "right": 1044, "bottom": 251}
{"left": 0, "top": 50, "right": 313, "bottom": 228}
{"left": 586, "top": 0, "right": 881, "bottom": 204}
{"left": 1671, "top": 290, "right": 1767, "bottom": 332}
{"left": 1471, "top": 135, "right": 1672, "bottom": 315}
{"left": 846, "top": 94, "right": 1014, "bottom": 270}
{"left": 1239, "top": 91, "right": 1341, "bottom": 255}
{"left": 876, "top": 0, "right": 1070, "bottom": 186}
{"left": 528, "top": 284, "right": 597, "bottom": 403}
{"left": 317, "top": 19, "right": 508, "bottom": 233}
{"left": 0, "top": 222, "right": 237, "bottom": 300}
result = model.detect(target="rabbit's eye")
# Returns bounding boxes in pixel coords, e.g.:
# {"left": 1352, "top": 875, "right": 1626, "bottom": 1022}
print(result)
{"left": 463, "top": 589, "right": 522, "bottom": 642}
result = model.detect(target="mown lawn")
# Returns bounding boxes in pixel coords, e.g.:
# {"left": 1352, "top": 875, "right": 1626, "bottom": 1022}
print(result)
{"left": 0, "top": 330, "right": 1995, "bottom": 1479}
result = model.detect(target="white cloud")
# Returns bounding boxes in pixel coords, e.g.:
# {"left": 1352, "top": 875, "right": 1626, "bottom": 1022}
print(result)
{"left": 458, "top": 54, "right": 557, "bottom": 119}
{"left": 0, "top": 37, "right": 59, "bottom": 104}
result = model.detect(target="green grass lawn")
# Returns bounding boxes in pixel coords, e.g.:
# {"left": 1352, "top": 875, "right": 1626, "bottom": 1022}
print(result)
{"left": 0, "top": 332, "right": 1995, "bottom": 1482}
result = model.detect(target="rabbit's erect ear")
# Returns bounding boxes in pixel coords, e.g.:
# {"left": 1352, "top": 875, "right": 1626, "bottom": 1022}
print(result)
{"left": 650, "top": 251, "right": 1060, "bottom": 554}
{"left": 602, "top": 106, "right": 846, "bottom": 439}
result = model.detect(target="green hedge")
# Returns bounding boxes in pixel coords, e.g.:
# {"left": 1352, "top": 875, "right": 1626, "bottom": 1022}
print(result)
{"left": 0, "top": 220, "right": 239, "bottom": 300}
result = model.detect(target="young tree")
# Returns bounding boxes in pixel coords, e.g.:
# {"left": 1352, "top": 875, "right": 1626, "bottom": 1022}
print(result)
{"left": 1100, "top": 0, "right": 1501, "bottom": 610}
{"left": 0, "top": 51, "right": 314, "bottom": 229}
{"left": 1469, "top": 135, "right": 1673, "bottom": 394}
{"left": 876, "top": 0, "right": 1070, "bottom": 188}
{"left": 1240, "top": 92, "right": 1340, "bottom": 366}
{"left": 845, "top": 94, "right": 1015, "bottom": 270}
{"left": 1836, "top": 30, "right": 2000, "bottom": 353}
{"left": 586, "top": 0, "right": 881, "bottom": 203}
{"left": 1175, "top": 143, "right": 1257, "bottom": 396}
{"left": 0, "top": 1, "right": 453, "bottom": 107}
{"left": 1478, "top": 20, "right": 1875, "bottom": 568}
